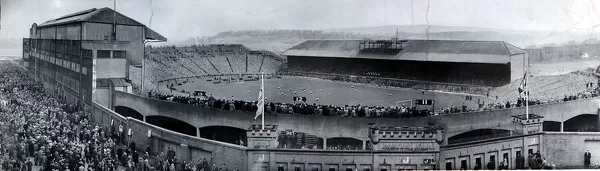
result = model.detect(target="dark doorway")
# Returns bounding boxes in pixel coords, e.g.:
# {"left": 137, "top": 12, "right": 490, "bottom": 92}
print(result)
{"left": 543, "top": 121, "right": 561, "bottom": 132}
{"left": 564, "top": 114, "right": 598, "bottom": 132}
{"left": 114, "top": 106, "right": 144, "bottom": 121}
{"left": 199, "top": 126, "right": 247, "bottom": 145}
{"left": 145, "top": 115, "right": 197, "bottom": 136}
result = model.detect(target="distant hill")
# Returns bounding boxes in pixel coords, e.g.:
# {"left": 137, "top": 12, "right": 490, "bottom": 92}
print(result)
{"left": 161, "top": 25, "right": 600, "bottom": 55}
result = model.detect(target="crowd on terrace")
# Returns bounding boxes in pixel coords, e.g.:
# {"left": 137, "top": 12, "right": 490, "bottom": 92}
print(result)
{"left": 143, "top": 44, "right": 284, "bottom": 84}
{"left": 0, "top": 61, "right": 235, "bottom": 171}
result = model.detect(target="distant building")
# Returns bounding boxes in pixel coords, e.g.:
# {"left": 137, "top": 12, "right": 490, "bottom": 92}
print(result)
{"left": 22, "top": 7, "right": 166, "bottom": 109}
{"left": 283, "top": 39, "right": 528, "bottom": 87}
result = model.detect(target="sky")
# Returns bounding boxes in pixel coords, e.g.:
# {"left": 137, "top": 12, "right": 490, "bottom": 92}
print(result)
{"left": 2, "top": 0, "right": 600, "bottom": 41}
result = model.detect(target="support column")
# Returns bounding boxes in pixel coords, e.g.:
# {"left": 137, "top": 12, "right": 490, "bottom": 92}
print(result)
{"left": 197, "top": 128, "right": 201, "bottom": 138}
{"left": 362, "top": 140, "right": 367, "bottom": 150}
{"left": 323, "top": 138, "right": 327, "bottom": 150}
{"left": 560, "top": 122, "right": 564, "bottom": 132}
{"left": 142, "top": 115, "right": 146, "bottom": 122}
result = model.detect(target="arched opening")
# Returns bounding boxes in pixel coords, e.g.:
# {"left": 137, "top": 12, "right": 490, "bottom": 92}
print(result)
{"left": 564, "top": 114, "right": 598, "bottom": 132}
{"left": 114, "top": 106, "right": 144, "bottom": 121}
{"left": 448, "top": 129, "right": 513, "bottom": 144}
{"left": 326, "top": 137, "right": 362, "bottom": 150}
{"left": 543, "top": 121, "right": 561, "bottom": 132}
{"left": 277, "top": 131, "right": 323, "bottom": 149}
{"left": 199, "top": 126, "right": 247, "bottom": 145}
{"left": 146, "top": 115, "right": 197, "bottom": 137}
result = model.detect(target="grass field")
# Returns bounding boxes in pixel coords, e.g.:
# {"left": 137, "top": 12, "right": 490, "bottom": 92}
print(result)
{"left": 161, "top": 76, "right": 492, "bottom": 110}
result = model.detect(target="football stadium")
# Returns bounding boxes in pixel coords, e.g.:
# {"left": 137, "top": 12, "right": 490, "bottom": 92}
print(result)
{"left": 12, "top": 7, "right": 600, "bottom": 171}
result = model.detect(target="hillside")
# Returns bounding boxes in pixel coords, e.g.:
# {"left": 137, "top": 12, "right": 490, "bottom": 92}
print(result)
{"left": 166, "top": 25, "right": 600, "bottom": 56}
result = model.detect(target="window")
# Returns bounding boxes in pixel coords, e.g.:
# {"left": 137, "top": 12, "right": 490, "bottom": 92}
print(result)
{"left": 113, "top": 50, "right": 126, "bottom": 58}
{"left": 82, "top": 67, "right": 87, "bottom": 75}
{"left": 82, "top": 49, "right": 93, "bottom": 58}
{"left": 97, "top": 50, "right": 111, "bottom": 58}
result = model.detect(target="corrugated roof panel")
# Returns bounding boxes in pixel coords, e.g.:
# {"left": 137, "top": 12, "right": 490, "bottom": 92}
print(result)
{"left": 284, "top": 39, "right": 523, "bottom": 64}
{"left": 110, "top": 78, "right": 131, "bottom": 87}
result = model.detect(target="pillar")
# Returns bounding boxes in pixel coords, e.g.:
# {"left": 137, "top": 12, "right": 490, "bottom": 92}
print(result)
{"left": 560, "top": 122, "right": 564, "bottom": 132}
{"left": 197, "top": 127, "right": 201, "bottom": 138}
{"left": 362, "top": 140, "right": 367, "bottom": 150}
{"left": 323, "top": 138, "right": 327, "bottom": 150}
{"left": 142, "top": 115, "right": 146, "bottom": 122}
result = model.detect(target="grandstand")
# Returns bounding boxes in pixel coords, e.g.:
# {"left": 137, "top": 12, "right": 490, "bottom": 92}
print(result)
{"left": 283, "top": 39, "right": 527, "bottom": 87}
{"left": 140, "top": 44, "right": 285, "bottom": 92}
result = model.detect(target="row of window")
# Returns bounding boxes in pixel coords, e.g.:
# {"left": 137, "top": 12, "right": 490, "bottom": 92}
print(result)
{"left": 97, "top": 50, "right": 126, "bottom": 58}
{"left": 32, "top": 51, "right": 87, "bottom": 75}
{"left": 29, "top": 39, "right": 81, "bottom": 55}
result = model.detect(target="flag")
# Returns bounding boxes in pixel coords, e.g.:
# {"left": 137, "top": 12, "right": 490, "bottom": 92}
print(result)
{"left": 518, "top": 71, "right": 527, "bottom": 97}
{"left": 254, "top": 82, "right": 264, "bottom": 120}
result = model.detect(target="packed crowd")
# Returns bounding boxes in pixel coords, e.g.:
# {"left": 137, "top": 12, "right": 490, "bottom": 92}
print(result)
{"left": 0, "top": 61, "right": 235, "bottom": 171}
{"left": 143, "top": 44, "right": 284, "bottom": 86}
{"left": 149, "top": 90, "right": 441, "bottom": 118}
{"left": 481, "top": 89, "right": 599, "bottom": 111}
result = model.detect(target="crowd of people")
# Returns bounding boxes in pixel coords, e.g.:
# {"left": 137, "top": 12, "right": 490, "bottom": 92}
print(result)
{"left": 144, "top": 44, "right": 284, "bottom": 85}
{"left": 149, "top": 82, "right": 599, "bottom": 120}
{"left": 0, "top": 61, "right": 236, "bottom": 171}
{"left": 149, "top": 90, "right": 442, "bottom": 118}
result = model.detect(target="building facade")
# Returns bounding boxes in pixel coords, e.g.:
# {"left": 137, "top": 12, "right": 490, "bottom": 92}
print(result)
{"left": 22, "top": 7, "right": 166, "bottom": 109}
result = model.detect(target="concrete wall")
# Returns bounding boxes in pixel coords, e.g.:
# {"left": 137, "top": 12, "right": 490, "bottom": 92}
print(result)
{"left": 248, "top": 150, "right": 437, "bottom": 170}
{"left": 542, "top": 132, "right": 600, "bottom": 168}
{"left": 82, "top": 41, "right": 136, "bottom": 79}
{"left": 82, "top": 23, "right": 145, "bottom": 66}
{"left": 114, "top": 91, "right": 600, "bottom": 143}
{"left": 441, "top": 134, "right": 542, "bottom": 170}
{"left": 92, "top": 102, "right": 248, "bottom": 171}
{"left": 96, "top": 58, "right": 127, "bottom": 78}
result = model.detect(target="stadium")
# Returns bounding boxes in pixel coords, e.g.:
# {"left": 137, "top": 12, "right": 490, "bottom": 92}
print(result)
{"left": 14, "top": 7, "right": 600, "bottom": 171}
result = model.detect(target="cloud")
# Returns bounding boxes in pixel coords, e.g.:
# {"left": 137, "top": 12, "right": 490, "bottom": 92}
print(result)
{"left": 1, "top": 0, "right": 599, "bottom": 41}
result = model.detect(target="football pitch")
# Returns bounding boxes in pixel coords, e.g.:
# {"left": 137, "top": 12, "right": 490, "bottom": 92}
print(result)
{"left": 161, "top": 76, "right": 493, "bottom": 110}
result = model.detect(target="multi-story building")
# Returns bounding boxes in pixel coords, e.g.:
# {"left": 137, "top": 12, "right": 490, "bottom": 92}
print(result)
{"left": 22, "top": 7, "right": 166, "bottom": 109}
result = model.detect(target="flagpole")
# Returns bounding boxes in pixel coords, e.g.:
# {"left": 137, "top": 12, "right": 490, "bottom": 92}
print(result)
{"left": 525, "top": 66, "right": 529, "bottom": 120}
{"left": 261, "top": 72, "right": 265, "bottom": 130}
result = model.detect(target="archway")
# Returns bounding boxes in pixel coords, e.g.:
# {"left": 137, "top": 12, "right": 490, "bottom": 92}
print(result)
{"left": 199, "top": 126, "right": 247, "bottom": 145}
{"left": 146, "top": 115, "right": 197, "bottom": 137}
{"left": 114, "top": 106, "right": 144, "bottom": 121}
{"left": 543, "top": 121, "right": 561, "bottom": 132}
{"left": 326, "top": 137, "right": 362, "bottom": 150}
{"left": 448, "top": 129, "right": 513, "bottom": 144}
{"left": 564, "top": 114, "right": 598, "bottom": 132}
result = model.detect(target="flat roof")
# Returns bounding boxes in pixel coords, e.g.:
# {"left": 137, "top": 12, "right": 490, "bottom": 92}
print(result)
{"left": 283, "top": 39, "right": 526, "bottom": 64}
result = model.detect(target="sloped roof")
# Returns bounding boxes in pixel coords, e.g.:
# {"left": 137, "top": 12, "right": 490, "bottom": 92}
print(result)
{"left": 110, "top": 78, "right": 131, "bottom": 87}
{"left": 283, "top": 39, "right": 526, "bottom": 64}
{"left": 37, "top": 7, "right": 166, "bottom": 41}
